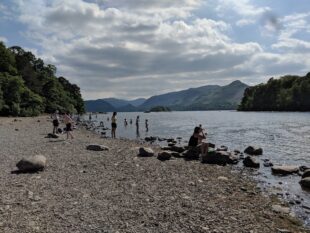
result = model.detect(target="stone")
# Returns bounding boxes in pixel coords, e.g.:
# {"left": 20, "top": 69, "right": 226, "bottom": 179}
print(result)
{"left": 169, "top": 145, "right": 185, "bottom": 153}
{"left": 46, "top": 133, "right": 59, "bottom": 139}
{"left": 272, "top": 205, "right": 290, "bottom": 214}
{"left": 168, "top": 142, "right": 176, "bottom": 147}
{"left": 182, "top": 147, "right": 200, "bottom": 160}
{"left": 302, "top": 169, "right": 310, "bottom": 178}
{"left": 201, "top": 149, "right": 239, "bottom": 165}
{"left": 145, "top": 136, "right": 157, "bottom": 142}
{"left": 86, "top": 144, "right": 109, "bottom": 151}
{"left": 216, "top": 145, "right": 228, "bottom": 151}
{"left": 263, "top": 161, "right": 273, "bottom": 167}
{"left": 271, "top": 165, "right": 299, "bottom": 175}
{"left": 157, "top": 151, "right": 172, "bottom": 161}
{"left": 217, "top": 176, "right": 229, "bottom": 181}
{"left": 138, "top": 147, "right": 154, "bottom": 157}
{"left": 16, "top": 155, "right": 46, "bottom": 172}
{"left": 243, "top": 156, "right": 260, "bottom": 168}
{"left": 244, "top": 146, "right": 263, "bottom": 155}
{"left": 208, "top": 142, "right": 215, "bottom": 148}
{"left": 299, "top": 177, "right": 310, "bottom": 189}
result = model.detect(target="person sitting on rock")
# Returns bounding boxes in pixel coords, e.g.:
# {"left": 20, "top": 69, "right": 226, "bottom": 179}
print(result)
{"left": 188, "top": 126, "right": 208, "bottom": 156}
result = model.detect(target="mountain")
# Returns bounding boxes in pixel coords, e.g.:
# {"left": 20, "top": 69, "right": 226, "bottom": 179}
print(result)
{"left": 84, "top": 99, "right": 116, "bottom": 112}
{"left": 140, "top": 80, "right": 248, "bottom": 110}
{"left": 84, "top": 81, "right": 248, "bottom": 112}
{"left": 96, "top": 98, "right": 146, "bottom": 108}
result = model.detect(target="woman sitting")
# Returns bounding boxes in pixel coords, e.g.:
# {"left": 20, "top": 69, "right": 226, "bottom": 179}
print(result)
{"left": 188, "top": 126, "right": 209, "bottom": 156}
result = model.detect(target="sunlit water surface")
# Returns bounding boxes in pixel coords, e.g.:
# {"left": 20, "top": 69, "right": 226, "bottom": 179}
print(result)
{"left": 83, "top": 111, "right": 310, "bottom": 225}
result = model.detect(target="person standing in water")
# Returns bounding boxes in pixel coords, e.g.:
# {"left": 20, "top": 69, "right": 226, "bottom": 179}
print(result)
{"left": 124, "top": 118, "right": 128, "bottom": 127}
{"left": 136, "top": 116, "right": 140, "bottom": 129}
{"left": 63, "top": 112, "right": 75, "bottom": 139}
{"left": 111, "top": 112, "right": 117, "bottom": 138}
{"left": 129, "top": 119, "right": 133, "bottom": 125}
{"left": 145, "top": 119, "right": 149, "bottom": 132}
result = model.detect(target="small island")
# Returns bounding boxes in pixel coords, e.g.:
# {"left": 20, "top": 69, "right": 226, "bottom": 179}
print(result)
{"left": 148, "top": 106, "right": 171, "bottom": 112}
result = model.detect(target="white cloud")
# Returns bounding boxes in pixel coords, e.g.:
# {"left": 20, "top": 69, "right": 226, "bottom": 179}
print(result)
{"left": 8, "top": 0, "right": 310, "bottom": 99}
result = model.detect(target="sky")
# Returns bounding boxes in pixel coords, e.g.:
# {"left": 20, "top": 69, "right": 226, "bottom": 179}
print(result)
{"left": 0, "top": 0, "right": 309, "bottom": 100}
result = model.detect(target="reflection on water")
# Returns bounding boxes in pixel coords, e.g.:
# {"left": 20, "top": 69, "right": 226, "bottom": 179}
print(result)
{"left": 84, "top": 111, "right": 310, "bottom": 224}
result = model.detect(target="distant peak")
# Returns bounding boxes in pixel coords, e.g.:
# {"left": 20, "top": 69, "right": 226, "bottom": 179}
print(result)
{"left": 227, "top": 80, "right": 247, "bottom": 86}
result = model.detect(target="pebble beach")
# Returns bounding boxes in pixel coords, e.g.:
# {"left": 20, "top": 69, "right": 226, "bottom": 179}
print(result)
{"left": 0, "top": 116, "right": 309, "bottom": 233}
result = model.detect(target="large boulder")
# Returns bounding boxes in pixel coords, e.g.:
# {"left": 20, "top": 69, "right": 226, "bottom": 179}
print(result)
{"left": 169, "top": 145, "right": 186, "bottom": 153}
{"left": 201, "top": 149, "right": 238, "bottom": 165}
{"left": 157, "top": 151, "right": 172, "bottom": 161}
{"left": 302, "top": 169, "right": 310, "bottom": 178}
{"left": 243, "top": 156, "right": 260, "bottom": 168}
{"left": 16, "top": 155, "right": 46, "bottom": 172}
{"left": 138, "top": 147, "right": 154, "bottom": 157}
{"left": 300, "top": 177, "right": 310, "bottom": 189}
{"left": 244, "top": 146, "right": 263, "bottom": 155}
{"left": 271, "top": 166, "right": 299, "bottom": 175}
{"left": 182, "top": 146, "right": 200, "bottom": 160}
{"left": 86, "top": 144, "right": 109, "bottom": 151}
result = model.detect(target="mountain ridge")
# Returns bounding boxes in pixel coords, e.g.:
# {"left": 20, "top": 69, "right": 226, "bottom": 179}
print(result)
{"left": 84, "top": 80, "right": 248, "bottom": 112}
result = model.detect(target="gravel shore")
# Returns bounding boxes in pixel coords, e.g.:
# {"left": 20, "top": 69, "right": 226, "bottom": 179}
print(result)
{"left": 0, "top": 116, "right": 308, "bottom": 233}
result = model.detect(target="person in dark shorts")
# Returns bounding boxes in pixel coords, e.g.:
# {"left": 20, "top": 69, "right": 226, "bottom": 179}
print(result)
{"left": 63, "top": 113, "right": 74, "bottom": 139}
{"left": 52, "top": 110, "right": 59, "bottom": 134}
{"left": 111, "top": 112, "right": 117, "bottom": 138}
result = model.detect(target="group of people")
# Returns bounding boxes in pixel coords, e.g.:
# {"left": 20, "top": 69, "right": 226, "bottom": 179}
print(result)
{"left": 109, "top": 112, "right": 149, "bottom": 138}
{"left": 51, "top": 110, "right": 75, "bottom": 139}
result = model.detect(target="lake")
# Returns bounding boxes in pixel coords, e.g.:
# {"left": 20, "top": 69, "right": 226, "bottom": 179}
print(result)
{"left": 83, "top": 111, "right": 310, "bottom": 224}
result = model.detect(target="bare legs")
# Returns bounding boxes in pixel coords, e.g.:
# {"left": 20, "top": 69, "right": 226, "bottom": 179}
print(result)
{"left": 67, "top": 131, "right": 74, "bottom": 139}
{"left": 111, "top": 128, "right": 116, "bottom": 138}
{"left": 200, "top": 142, "right": 209, "bottom": 156}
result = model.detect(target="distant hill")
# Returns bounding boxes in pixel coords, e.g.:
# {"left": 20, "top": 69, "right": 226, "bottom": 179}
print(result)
{"left": 84, "top": 81, "right": 248, "bottom": 112}
{"left": 84, "top": 99, "right": 116, "bottom": 112}
{"left": 103, "top": 98, "right": 146, "bottom": 108}
{"left": 238, "top": 73, "right": 310, "bottom": 111}
{"left": 140, "top": 80, "right": 248, "bottom": 111}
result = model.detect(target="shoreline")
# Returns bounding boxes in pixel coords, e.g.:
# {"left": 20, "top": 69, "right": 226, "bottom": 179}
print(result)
{"left": 0, "top": 116, "right": 308, "bottom": 232}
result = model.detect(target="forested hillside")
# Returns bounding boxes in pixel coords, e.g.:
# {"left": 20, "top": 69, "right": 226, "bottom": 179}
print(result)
{"left": 238, "top": 73, "right": 310, "bottom": 111}
{"left": 0, "top": 42, "right": 84, "bottom": 116}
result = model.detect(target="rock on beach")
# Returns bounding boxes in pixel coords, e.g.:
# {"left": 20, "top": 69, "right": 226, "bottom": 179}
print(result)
{"left": 16, "top": 155, "right": 46, "bottom": 172}
{"left": 138, "top": 147, "right": 154, "bottom": 157}
{"left": 86, "top": 144, "right": 109, "bottom": 151}
{"left": 243, "top": 156, "right": 260, "bottom": 168}
{"left": 244, "top": 146, "right": 263, "bottom": 155}
{"left": 299, "top": 177, "right": 310, "bottom": 189}
{"left": 271, "top": 165, "right": 299, "bottom": 175}
{"left": 157, "top": 151, "right": 172, "bottom": 161}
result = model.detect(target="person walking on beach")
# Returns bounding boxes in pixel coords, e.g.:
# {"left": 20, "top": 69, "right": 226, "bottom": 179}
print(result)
{"left": 129, "top": 119, "right": 132, "bottom": 125}
{"left": 111, "top": 112, "right": 117, "bottom": 138}
{"left": 63, "top": 113, "right": 74, "bottom": 139}
{"left": 52, "top": 110, "right": 60, "bottom": 134}
{"left": 124, "top": 118, "right": 128, "bottom": 127}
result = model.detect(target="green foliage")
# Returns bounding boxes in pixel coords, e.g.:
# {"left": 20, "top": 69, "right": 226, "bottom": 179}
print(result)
{"left": 0, "top": 42, "right": 85, "bottom": 116}
{"left": 238, "top": 73, "right": 310, "bottom": 111}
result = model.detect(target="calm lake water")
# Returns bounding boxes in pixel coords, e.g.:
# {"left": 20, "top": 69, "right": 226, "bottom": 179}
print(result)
{"left": 83, "top": 111, "right": 310, "bottom": 224}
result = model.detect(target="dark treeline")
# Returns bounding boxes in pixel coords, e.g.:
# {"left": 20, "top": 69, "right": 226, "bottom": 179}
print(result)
{"left": 238, "top": 72, "right": 310, "bottom": 111}
{"left": 0, "top": 42, "right": 84, "bottom": 116}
